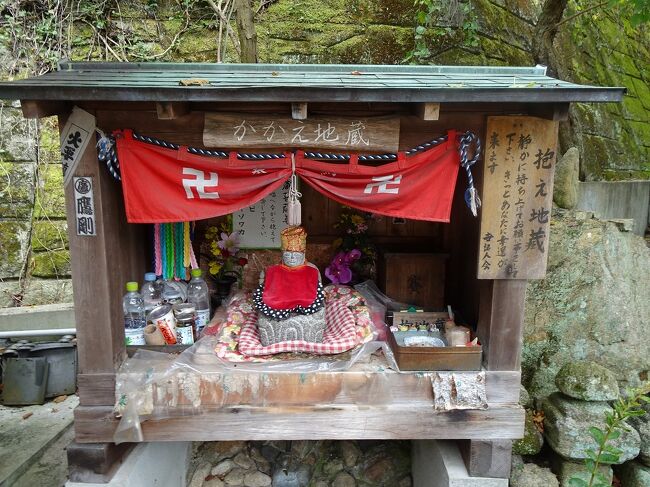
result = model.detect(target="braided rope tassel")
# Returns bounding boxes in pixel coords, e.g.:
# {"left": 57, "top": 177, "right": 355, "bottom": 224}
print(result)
{"left": 166, "top": 223, "right": 174, "bottom": 280}
{"left": 153, "top": 224, "right": 162, "bottom": 276}
{"left": 183, "top": 222, "right": 191, "bottom": 268}
{"left": 175, "top": 222, "right": 185, "bottom": 278}
{"left": 459, "top": 131, "right": 482, "bottom": 217}
{"left": 160, "top": 223, "right": 167, "bottom": 279}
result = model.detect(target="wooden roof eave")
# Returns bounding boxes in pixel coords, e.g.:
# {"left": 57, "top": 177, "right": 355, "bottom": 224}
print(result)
{"left": 0, "top": 84, "right": 626, "bottom": 105}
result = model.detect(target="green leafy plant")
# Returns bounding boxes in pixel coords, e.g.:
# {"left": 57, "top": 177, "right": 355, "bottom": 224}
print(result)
{"left": 568, "top": 383, "right": 650, "bottom": 487}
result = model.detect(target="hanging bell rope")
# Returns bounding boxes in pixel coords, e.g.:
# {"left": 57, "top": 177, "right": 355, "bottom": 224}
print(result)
{"left": 287, "top": 153, "right": 302, "bottom": 226}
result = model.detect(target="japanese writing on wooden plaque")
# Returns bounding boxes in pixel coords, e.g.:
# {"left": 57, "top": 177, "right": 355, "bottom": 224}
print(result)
{"left": 203, "top": 113, "right": 400, "bottom": 152}
{"left": 60, "top": 107, "right": 95, "bottom": 187}
{"left": 478, "top": 116, "right": 558, "bottom": 279}
{"left": 233, "top": 180, "right": 290, "bottom": 248}
{"left": 73, "top": 177, "right": 96, "bottom": 236}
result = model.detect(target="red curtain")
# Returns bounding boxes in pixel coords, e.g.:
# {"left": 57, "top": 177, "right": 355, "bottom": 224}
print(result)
{"left": 114, "top": 129, "right": 460, "bottom": 224}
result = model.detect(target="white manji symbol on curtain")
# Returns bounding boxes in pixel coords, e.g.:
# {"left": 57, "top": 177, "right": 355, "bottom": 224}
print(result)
{"left": 364, "top": 175, "right": 402, "bottom": 195}
{"left": 182, "top": 168, "right": 220, "bottom": 199}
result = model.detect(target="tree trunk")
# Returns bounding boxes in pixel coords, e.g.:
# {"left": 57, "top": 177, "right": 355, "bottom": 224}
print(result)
{"left": 234, "top": 0, "right": 258, "bottom": 63}
{"left": 532, "top": 0, "right": 568, "bottom": 73}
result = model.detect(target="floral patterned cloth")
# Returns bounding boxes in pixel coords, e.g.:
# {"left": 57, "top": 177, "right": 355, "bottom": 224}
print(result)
{"left": 213, "top": 285, "right": 375, "bottom": 363}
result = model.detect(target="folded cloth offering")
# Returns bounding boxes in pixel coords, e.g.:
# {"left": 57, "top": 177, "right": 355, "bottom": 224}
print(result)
{"left": 239, "top": 298, "right": 359, "bottom": 356}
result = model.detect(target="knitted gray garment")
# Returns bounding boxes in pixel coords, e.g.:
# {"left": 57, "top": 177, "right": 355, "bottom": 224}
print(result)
{"left": 257, "top": 308, "right": 327, "bottom": 345}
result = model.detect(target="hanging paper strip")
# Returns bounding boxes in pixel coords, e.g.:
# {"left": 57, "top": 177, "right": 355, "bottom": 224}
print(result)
{"left": 114, "top": 128, "right": 462, "bottom": 224}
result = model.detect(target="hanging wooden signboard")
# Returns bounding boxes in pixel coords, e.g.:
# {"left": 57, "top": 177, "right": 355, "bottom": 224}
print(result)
{"left": 233, "top": 181, "right": 290, "bottom": 249}
{"left": 477, "top": 116, "right": 558, "bottom": 280}
{"left": 203, "top": 113, "right": 400, "bottom": 152}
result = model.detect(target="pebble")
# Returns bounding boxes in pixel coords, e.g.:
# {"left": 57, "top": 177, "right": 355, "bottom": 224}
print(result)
{"left": 332, "top": 471, "right": 356, "bottom": 487}
{"left": 204, "top": 478, "right": 225, "bottom": 487}
{"left": 189, "top": 462, "right": 212, "bottom": 487}
{"left": 340, "top": 441, "right": 360, "bottom": 468}
{"left": 224, "top": 467, "right": 246, "bottom": 486}
{"left": 233, "top": 452, "right": 255, "bottom": 470}
{"left": 211, "top": 459, "right": 235, "bottom": 478}
{"left": 243, "top": 471, "right": 272, "bottom": 487}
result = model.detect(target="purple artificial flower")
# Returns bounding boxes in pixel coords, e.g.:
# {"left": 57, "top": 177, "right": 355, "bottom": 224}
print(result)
{"left": 346, "top": 249, "right": 362, "bottom": 263}
{"left": 325, "top": 263, "right": 353, "bottom": 284}
{"left": 218, "top": 232, "right": 240, "bottom": 254}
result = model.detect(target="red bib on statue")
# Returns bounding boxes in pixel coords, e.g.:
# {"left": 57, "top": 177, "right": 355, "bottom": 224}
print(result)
{"left": 262, "top": 265, "right": 319, "bottom": 310}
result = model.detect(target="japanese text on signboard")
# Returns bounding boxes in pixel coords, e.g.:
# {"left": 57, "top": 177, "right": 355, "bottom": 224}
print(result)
{"left": 73, "top": 176, "right": 97, "bottom": 236}
{"left": 233, "top": 181, "right": 290, "bottom": 248}
{"left": 60, "top": 107, "right": 95, "bottom": 186}
{"left": 478, "top": 116, "right": 558, "bottom": 279}
{"left": 203, "top": 113, "right": 400, "bottom": 152}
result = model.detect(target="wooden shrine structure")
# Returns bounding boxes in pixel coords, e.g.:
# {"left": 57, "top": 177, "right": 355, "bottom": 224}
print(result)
{"left": 0, "top": 63, "right": 623, "bottom": 483}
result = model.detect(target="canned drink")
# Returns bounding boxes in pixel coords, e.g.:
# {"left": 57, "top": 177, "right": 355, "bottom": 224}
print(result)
{"left": 147, "top": 304, "right": 177, "bottom": 345}
{"left": 173, "top": 304, "right": 196, "bottom": 345}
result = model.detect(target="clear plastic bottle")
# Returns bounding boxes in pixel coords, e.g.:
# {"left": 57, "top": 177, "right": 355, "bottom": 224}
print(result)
{"left": 123, "top": 281, "right": 146, "bottom": 345}
{"left": 187, "top": 268, "right": 211, "bottom": 334}
{"left": 142, "top": 272, "right": 162, "bottom": 314}
{"left": 161, "top": 279, "right": 184, "bottom": 305}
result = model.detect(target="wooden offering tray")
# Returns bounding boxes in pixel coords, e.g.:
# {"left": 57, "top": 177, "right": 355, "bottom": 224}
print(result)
{"left": 387, "top": 328, "right": 482, "bottom": 371}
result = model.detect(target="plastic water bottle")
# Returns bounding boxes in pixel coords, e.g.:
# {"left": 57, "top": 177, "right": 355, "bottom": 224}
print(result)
{"left": 123, "top": 282, "right": 146, "bottom": 345}
{"left": 142, "top": 272, "right": 162, "bottom": 314}
{"left": 161, "top": 279, "right": 184, "bottom": 305}
{"left": 187, "top": 269, "right": 211, "bottom": 334}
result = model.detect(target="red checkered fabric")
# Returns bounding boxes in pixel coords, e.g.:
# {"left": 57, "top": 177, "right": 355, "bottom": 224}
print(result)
{"left": 238, "top": 298, "right": 360, "bottom": 356}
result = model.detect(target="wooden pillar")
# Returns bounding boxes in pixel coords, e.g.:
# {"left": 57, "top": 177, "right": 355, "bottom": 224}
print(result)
{"left": 476, "top": 279, "right": 527, "bottom": 371}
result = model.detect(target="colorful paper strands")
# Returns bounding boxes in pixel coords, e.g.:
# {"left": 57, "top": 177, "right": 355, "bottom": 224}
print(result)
{"left": 154, "top": 222, "right": 197, "bottom": 280}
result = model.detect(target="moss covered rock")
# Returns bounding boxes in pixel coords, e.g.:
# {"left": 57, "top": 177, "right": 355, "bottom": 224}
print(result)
{"left": 553, "top": 147, "right": 579, "bottom": 210}
{"left": 0, "top": 220, "right": 30, "bottom": 278}
{"left": 552, "top": 456, "right": 612, "bottom": 487}
{"left": 31, "top": 249, "right": 71, "bottom": 278}
{"left": 555, "top": 360, "right": 619, "bottom": 401}
{"left": 615, "top": 461, "right": 650, "bottom": 487}
{"left": 513, "top": 410, "right": 543, "bottom": 456}
{"left": 510, "top": 462, "right": 559, "bottom": 487}
{"left": 542, "top": 392, "right": 640, "bottom": 462}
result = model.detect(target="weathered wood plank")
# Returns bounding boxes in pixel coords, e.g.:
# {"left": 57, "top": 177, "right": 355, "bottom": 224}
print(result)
{"left": 21, "top": 100, "right": 69, "bottom": 118}
{"left": 67, "top": 442, "right": 134, "bottom": 483}
{"left": 77, "top": 373, "right": 116, "bottom": 406}
{"left": 478, "top": 116, "right": 558, "bottom": 280}
{"left": 477, "top": 279, "right": 527, "bottom": 371}
{"left": 459, "top": 439, "right": 513, "bottom": 478}
{"left": 74, "top": 404, "right": 525, "bottom": 443}
{"left": 203, "top": 113, "right": 401, "bottom": 151}
{"left": 291, "top": 102, "right": 308, "bottom": 120}
{"left": 155, "top": 101, "right": 189, "bottom": 120}
{"left": 417, "top": 102, "right": 440, "bottom": 120}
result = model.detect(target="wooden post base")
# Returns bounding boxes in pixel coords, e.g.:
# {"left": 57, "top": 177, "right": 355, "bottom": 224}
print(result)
{"left": 67, "top": 441, "right": 134, "bottom": 483}
{"left": 459, "top": 440, "right": 512, "bottom": 478}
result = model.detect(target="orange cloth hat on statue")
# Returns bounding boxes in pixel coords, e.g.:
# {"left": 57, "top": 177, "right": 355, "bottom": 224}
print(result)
{"left": 281, "top": 226, "right": 307, "bottom": 253}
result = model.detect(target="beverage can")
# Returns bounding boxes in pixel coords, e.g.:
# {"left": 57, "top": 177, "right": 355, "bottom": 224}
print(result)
{"left": 147, "top": 304, "right": 177, "bottom": 345}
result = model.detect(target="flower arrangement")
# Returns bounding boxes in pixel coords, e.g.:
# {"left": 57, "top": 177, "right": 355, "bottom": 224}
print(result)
{"left": 325, "top": 210, "right": 377, "bottom": 285}
{"left": 205, "top": 223, "right": 248, "bottom": 284}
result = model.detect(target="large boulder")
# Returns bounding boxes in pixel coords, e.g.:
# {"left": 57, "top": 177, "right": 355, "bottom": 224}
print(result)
{"left": 542, "top": 392, "right": 640, "bottom": 462}
{"left": 555, "top": 361, "right": 619, "bottom": 401}
{"left": 523, "top": 209, "right": 650, "bottom": 403}
{"left": 553, "top": 147, "right": 579, "bottom": 209}
{"left": 616, "top": 461, "right": 650, "bottom": 487}
{"left": 552, "top": 456, "right": 612, "bottom": 487}
{"left": 629, "top": 403, "right": 650, "bottom": 467}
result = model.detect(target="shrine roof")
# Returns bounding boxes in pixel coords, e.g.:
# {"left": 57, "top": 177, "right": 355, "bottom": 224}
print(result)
{"left": 0, "top": 62, "right": 624, "bottom": 103}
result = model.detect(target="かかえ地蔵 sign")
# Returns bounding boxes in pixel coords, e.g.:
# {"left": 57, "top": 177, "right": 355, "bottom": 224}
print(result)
{"left": 203, "top": 113, "right": 400, "bottom": 152}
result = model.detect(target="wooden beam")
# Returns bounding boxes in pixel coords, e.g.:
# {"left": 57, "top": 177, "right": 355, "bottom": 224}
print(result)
{"left": 74, "top": 404, "right": 525, "bottom": 443}
{"left": 67, "top": 442, "right": 134, "bottom": 483}
{"left": 59, "top": 111, "right": 147, "bottom": 379}
{"left": 459, "top": 440, "right": 513, "bottom": 478}
{"left": 155, "top": 102, "right": 189, "bottom": 120}
{"left": 291, "top": 102, "right": 308, "bottom": 120}
{"left": 477, "top": 279, "right": 528, "bottom": 371}
{"left": 417, "top": 102, "right": 440, "bottom": 120}
{"left": 528, "top": 102, "right": 570, "bottom": 121}
{"left": 77, "top": 373, "right": 116, "bottom": 406}
{"left": 21, "top": 100, "right": 69, "bottom": 119}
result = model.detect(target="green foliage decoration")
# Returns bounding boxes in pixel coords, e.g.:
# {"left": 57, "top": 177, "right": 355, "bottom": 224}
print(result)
{"left": 568, "top": 383, "right": 650, "bottom": 487}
